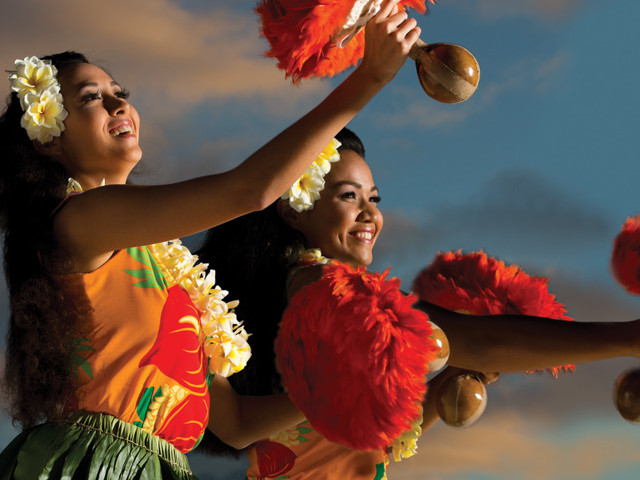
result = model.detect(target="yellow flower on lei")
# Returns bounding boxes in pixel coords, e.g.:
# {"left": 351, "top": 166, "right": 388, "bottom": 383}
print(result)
{"left": 269, "top": 425, "right": 304, "bottom": 447}
{"left": 389, "top": 406, "right": 423, "bottom": 461}
{"left": 150, "top": 240, "right": 251, "bottom": 377}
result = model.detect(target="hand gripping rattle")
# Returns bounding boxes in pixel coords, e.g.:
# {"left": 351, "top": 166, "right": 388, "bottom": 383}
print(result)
{"left": 256, "top": 0, "right": 480, "bottom": 103}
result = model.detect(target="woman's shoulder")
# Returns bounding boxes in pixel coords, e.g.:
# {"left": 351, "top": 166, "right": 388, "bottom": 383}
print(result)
{"left": 286, "top": 263, "right": 325, "bottom": 299}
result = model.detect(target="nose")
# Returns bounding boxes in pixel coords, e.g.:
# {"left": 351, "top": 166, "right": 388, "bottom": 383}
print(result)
{"left": 356, "top": 198, "right": 380, "bottom": 223}
{"left": 105, "top": 94, "right": 129, "bottom": 116}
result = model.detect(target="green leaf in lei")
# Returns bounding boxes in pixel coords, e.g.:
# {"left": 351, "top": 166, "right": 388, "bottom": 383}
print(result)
{"left": 70, "top": 337, "right": 94, "bottom": 379}
{"left": 373, "top": 462, "right": 386, "bottom": 480}
{"left": 133, "top": 385, "right": 163, "bottom": 428}
{"left": 124, "top": 246, "right": 168, "bottom": 289}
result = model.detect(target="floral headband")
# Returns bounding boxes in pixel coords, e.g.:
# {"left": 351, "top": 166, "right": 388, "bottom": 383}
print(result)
{"left": 281, "top": 138, "right": 341, "bottom": 212}
{"left": 7, "top": 56, "right": 68, "bottom": 144}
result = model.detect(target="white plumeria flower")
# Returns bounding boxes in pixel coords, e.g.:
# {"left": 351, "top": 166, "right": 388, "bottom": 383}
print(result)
{"left": 312, "top": 138, "right": 341, "bottom": 174}
{"left": 282, "top": 164, "right": 326, "bottom": 212}
{"left": 9, "top": 56, "right": 60, "bottom": 109}
{"left": 20, "top": 87, "right": 68, "bottom": 143}
{"left": 66, "top": 178, "right": 83, "bottom": 194}
{"left": 281, "top": 138, "right": 341, "bottom": 212}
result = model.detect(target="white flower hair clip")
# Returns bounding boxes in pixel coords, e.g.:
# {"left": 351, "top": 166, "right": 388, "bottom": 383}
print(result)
{"left": 7, "top": 56, "right": 68, "bottom": 144}
{"left": 281, "top": 138, "right": 341, "bottom": 212}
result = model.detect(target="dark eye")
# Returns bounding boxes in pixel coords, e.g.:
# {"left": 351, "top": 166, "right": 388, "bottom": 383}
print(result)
{"left": 369, "top": 195, "right": 381, "bottom": 203}
{"left": 115, "top": 88, "right": 130, "bottom": 100}
{"left": 340, "top": 191, "right": 356, "bottom": 200}
{"left": 82, "top": 91, "right": 102, "bottom": 102}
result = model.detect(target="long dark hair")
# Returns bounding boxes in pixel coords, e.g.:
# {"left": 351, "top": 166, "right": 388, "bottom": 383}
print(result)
{"left": 1, "top": 51, "right": 93, "bottom": 428}
{"left": 195, "top": 127, "right": 365, "bottom": 456}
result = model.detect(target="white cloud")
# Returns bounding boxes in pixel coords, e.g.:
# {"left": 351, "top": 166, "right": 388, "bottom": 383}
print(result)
{"left": 1, "top": 0, "right": 327, "bottom": 118}
{"left": 372, "top": 49, "right": 569, "bottom": 130}
{"left": 388, "top": 411, "right": 640, "bottom": 479}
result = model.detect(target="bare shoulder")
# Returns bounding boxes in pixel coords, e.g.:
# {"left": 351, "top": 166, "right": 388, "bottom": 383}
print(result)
{"left": 287, "top": 264, "right": 325, "bottom": 299}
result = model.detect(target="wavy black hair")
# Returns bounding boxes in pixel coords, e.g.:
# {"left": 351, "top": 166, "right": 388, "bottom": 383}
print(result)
{"left": 195, "top": 127, "right": 365, "bottom": 456}
{"left": 1, "top": 51, "right": 93, "bottom": 428}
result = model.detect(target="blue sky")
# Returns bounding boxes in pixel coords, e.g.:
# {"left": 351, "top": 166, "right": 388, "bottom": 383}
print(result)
{"left": 1, "top": 0, "right": 640, "bottom": 478}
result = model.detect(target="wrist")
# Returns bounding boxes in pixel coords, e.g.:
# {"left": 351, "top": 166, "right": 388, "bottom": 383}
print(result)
{"left": 351, "top": 62, "right": 392, "bottom": 89}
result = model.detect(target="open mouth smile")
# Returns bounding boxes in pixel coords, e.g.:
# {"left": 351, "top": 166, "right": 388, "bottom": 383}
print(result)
{"left": 109, "top": 122, "right": 135, "bottom": 137}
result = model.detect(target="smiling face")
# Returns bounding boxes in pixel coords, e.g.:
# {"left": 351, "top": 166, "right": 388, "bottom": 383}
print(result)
{"left": 51, "top": 62, "right": 141, "bottom": 188}
{"left": 286, "top": 149, "right": 383, "bottom": 266}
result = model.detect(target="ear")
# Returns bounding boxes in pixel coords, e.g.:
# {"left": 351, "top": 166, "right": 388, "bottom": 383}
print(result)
{"left": 277, "top": 198, "right": 302, "bottom": 228}
{"left": 33, "top": 137, "right": 63, "bottom": 158}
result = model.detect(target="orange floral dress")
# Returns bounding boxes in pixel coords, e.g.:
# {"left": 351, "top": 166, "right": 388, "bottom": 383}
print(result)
{"left": 56, "top": 245, "right": 211, "bottom": 453}
{"left": 246, "top": 421, "right": 389, "bottom": 480}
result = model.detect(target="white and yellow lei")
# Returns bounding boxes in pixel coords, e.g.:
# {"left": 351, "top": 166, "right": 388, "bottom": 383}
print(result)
{"left": 67, "top": 179, "right": 250, "bottom": 378}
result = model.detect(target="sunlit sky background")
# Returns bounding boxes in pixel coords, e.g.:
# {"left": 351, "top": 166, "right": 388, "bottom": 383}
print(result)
{"left": 2, "top": 0, "right": 640, "bottom": 478}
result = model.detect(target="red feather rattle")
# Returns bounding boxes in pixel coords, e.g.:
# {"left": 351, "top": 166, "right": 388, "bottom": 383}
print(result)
{"left": 413, "top": 250, "right": 575, "bottom": 427}
{"left": 610, "top": 215, "right": 640, "bottom": 423}
{"left": 275, "top": 262, "right": 441, "bottom": 454}
{"left": 256, "top": 0, "right": 480, "bottom": 103}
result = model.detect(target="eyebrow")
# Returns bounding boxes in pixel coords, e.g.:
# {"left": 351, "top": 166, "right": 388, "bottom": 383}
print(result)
{"left": 74, "top": 80, "right": 121, "bottom": 91}
{"left": 332, "top": 180, "right": 378, "bottom": 192}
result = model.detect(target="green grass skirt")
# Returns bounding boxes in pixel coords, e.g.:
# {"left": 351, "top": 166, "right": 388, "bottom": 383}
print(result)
{"left": 0, "top": 412, "right": 198, "bottom": 479}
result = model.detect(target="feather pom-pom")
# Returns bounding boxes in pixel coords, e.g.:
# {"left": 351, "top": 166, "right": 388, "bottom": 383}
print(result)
{"left": 412, "top": 250, "right": 574, "bottom": 377}
{"left": 275, "top": 261, "right": 438, "bottom": 450}
{"left": 255, "top": 0, "right": 433, "bottom": 83}
{"left": 611, "top": 215, "right": 640, "bottom": 295}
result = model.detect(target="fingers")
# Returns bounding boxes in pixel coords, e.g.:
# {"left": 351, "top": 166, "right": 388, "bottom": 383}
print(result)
{"left": 376, "top": 0, "right": 401, "bottom": 19}
{"left": 372, "top": 2, "right": 421, "bottom": 48}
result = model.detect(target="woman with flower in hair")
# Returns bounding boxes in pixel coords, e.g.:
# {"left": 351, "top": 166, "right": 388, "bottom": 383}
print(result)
{"left": 0, "top": 4, "right": 420, "bottom": 477}
{"left": 196, "top": 126, "right": 640, "bottom": 479}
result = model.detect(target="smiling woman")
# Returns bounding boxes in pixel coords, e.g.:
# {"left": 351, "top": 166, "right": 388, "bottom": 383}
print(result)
{"left": 0, "top": 5, "right": 420, "bottom": 476}
{"left": 195, "top": 126, "right": 640, "bottom": 480}
{"left": 279, "top": 148, "right": 383, "bottom": 267}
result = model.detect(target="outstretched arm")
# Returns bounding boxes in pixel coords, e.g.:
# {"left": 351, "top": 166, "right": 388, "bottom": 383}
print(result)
{"left": 417, "top": 300, "right": 640, "bottom": 373}
{"left": 207, "top": 375, "right": 305, "bottom": 449}
{"left": 54, "top": 0, "right": 421, "bottom": 272}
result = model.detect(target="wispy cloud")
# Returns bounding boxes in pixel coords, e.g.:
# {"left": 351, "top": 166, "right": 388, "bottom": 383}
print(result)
{"left": 371, "top": 167, "right": 613, "bottom": 284}
{"left": 373, "top": 49, "right": 569, "bottom": 130}
{"left": 388, "top": 411, "right": 640, "bottom": 479}
{"left": 435, "top": 168, "right": 611, "bottom": 243}
{"left": 1, "top": 0, "right": 326, "bottom": 117}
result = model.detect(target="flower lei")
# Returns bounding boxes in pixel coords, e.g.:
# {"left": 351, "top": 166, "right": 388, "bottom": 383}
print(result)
{"left": 66, "top": 179, "right": 250, "bottom": 377}
{"left": 7, "top": 56, "right": 68, "bottom": 144}
{"left": 281, "top": 138, "right": 341, "bottom": 212}
{"left": 296, "top": 247, "right": 422, "bottom": 461}
{"left": 150, "top": 240, "right": 251, "bottom": 377}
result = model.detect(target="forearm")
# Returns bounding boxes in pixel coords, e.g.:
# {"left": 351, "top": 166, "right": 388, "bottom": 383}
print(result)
{"left": 231, "top": 66, "right": 390, "bottom": 207}
{"left": 207, "top": 375, "right": 305, "bottom": 449}
{"left": 417, "top": 301, "right": 639, "bottom": 372}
